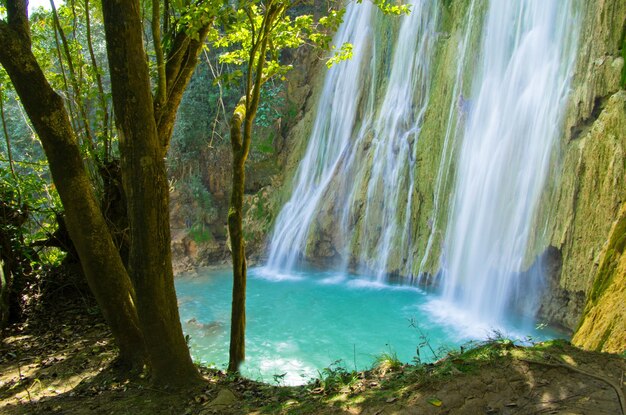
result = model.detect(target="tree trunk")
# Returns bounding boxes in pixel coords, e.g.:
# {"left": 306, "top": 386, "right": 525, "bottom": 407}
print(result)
{"left": 226, "top": 4, "right": 275, "bottom": 367}
{"left": 228, "top": 102, "right": 247, "bottom": 372}
{"left": 101, "top": 0, "right": 201, "bottom": 387}
{"left": 0, "top": 16, "right": 146, "bottom": 369}
{"left": 155, "top": 27, "right": 211, "bottom": 154}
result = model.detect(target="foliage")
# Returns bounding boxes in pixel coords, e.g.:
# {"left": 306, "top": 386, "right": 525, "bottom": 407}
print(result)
{"left": 255, "top": 81, "right": 285, "bottom": 128}
{"left": 0, "top": 81, "right": 62, "bottom": 267}
{"left": 315, "top": 360, "right": 360, "bottom": 393}
{"left": 0, "top": 166, "right": 60, "bottom": 244}
{"left": 28, "top": 2, "right": 114, "bottom": 164}
{"left": 373, "top": 348, "right": 403, "bottom": 372}
{"left": 175, "top": 174, "right": 218, "bottom": 230}
{"left": 368, "top": 0, "right": 411, "bottom": 15}
{"left": 188, "top": 223, "right": 213, "bottom": 243}
{"left": 168, "top": 52, "right": 243, "bottom": 176}
{"left": 211, "top": 1, "right": 361, "bottom": 92}
{"left": 169, "top": 48, "right": 286, "bottom": 181}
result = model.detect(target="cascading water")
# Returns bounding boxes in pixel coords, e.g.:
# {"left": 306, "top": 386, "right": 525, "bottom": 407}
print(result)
{"left": 346, "top": 0, "right": 439, "bottom": 279}
{"left": 417, "top": 0, "right": 479, "bottom": 278}
{"left": 439, "top": 0, "right": 580, "bottom": 326}
{"left": 267, "top": 0, "right": 440, "bottom": 278}
{"left": 266, "top": 2, "right": 376, "bottom": 271}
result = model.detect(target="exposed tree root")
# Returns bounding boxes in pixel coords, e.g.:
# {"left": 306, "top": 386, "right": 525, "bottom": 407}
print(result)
{"left": 520, "top": 357, "right": 626, "bottom": 415}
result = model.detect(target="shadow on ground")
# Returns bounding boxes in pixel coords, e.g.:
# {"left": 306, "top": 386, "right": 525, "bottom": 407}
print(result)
{"left": 1, "top": 304, "right": 624, "bottom": 415}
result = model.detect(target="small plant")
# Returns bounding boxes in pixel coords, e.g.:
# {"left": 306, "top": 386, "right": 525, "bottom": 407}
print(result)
{"left": 373, "top": 346, "right": 403, "bottom": 373}
{"left": 315, "top": 360, "right": 359, "bottom": 393}
{"left": 409, "top": 317, "right": 441, "bottom": 362}
{"left": 272, "top": 372, "right": 287, "bottom": 386}
{"left": 485, "top": 330, "right": 518, "bottom": 351}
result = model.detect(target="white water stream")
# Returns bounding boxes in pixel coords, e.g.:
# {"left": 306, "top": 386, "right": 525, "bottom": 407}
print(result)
{"left": 268, "top": 0, "right": 440, "bottom": 278}
{"left": 347, "top": 0, "right": 440, "bottom": 279}
{"left": 266, "top": 2, "right": 376, "bottom": 271}
{"left": 440, "top": 0, "right": 580, "bottom": 326}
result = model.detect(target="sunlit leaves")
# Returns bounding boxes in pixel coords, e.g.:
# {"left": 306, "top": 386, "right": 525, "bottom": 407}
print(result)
{"left": 326, "top": 42, "right": 353, "bottom": 68}
{"left": 213, "top": 1, "right": 337, "bottom": 87}
{"left": 211, "top": 0, "right": 410, "bottom": 86}
{"left": 174, "top": 0, "right": 223, "bottom": 39}
{"left": 365, "top": 0, "right": 411, "bottom": 15}
{"left": 318, "top": 9, "right": 345, "bottom": 32}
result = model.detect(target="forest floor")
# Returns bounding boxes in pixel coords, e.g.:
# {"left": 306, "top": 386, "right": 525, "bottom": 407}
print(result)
{"left": 1, "top": 298, "right": 625, "bottom": 415}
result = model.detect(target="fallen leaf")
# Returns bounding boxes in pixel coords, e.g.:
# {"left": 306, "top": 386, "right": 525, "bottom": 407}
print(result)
{"left": 427, "top": 397, "right": 442, "bottom": 407}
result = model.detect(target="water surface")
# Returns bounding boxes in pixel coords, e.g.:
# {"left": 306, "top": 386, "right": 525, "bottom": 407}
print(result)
{"left": 176, "top": 267, "right": 555, "bottom": 385}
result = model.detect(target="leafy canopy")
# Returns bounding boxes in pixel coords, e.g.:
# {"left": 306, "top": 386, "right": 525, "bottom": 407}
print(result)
{"left": 212, "top": 0, "right": 410, "bottom": 83}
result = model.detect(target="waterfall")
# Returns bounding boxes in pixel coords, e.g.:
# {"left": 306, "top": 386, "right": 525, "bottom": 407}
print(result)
{"left": 266, "top": 0, "right": 579, "bottom": 328}
{"left": 267, "top": 0, "right": 440, "bottom": 276}
{"left": 346, "top": 0, "right": 439, "bottom": 279}
{"left": 440, "top": 0, "right": 580, "bottom": 325}
{"left": 266, "top": 2, "right": 377, "bottom": 271}
{"left": 417, "top": 0, "right": 479, "bottom": 279}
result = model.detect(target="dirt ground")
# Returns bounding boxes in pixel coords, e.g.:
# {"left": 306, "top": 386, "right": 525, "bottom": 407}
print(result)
{"left": 1, "top": 301, "right": 624, "bottom": 415}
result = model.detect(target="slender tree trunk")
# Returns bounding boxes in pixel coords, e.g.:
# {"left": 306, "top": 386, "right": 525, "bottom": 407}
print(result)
{"left": 49, "top": 0, "right": 95, "bottom": 153}
{"left": 101, "top": 0, "right": 202, "bottom": 388}
{"left": 226, "top": 3, "right": 277, "bottom": 369}
{"left": 84, "top": 0, "right": 109, "bottom": 160}
{"left": 50, "top": 16, "right": 80, "bottom": 135}
{"left": 228, "top": 101, "right": 247, "bottom": 372}
{"left": 0, "top": 85, "right": 20, "bottom": 203}
{"left": 0, "top": 16, "right": 146, "bottom": 369}
{"left": 151, "top": 0, "right": 166, "bottom": 108}
{"left": 163, "top": 0, "right": 170, "bottom": 35}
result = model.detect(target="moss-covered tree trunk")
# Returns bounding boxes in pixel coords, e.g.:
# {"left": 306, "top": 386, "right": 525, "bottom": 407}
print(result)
{"left": 228, "top": 101, "right": 248, "bottom": 372}
{"left": 0, "top": 2, "right": 146, "bottom": 368}
{"left": 227, "top": 5, "right": 275, "bottom": 369}
{"left": 101, "top": 0, "right": 202, "bottom": 387}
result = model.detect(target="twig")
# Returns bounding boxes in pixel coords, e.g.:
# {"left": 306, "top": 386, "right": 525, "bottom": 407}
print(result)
{"left": 520, "top": 358, "right": 626, "bottom": 415}
{"left": 16, "top": 356, "right": 33, "bottom": 403}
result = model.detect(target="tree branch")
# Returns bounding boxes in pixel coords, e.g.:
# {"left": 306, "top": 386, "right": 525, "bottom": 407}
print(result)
{"left": 152, "top": 0, "right": 167, "bottom": 108}
{"left": 155, "top": 23, "right": 212, "bottom": 154}
{"left": 50, "top": 0, "right": 96, "bottom": 154}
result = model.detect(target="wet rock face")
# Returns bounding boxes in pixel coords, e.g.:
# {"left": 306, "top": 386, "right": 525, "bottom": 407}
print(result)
{"left": 528, "top": 1, "right": 626, "bottom": 336}
{"left": 531, "top": 246, "right": 585, "bottom": 332}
